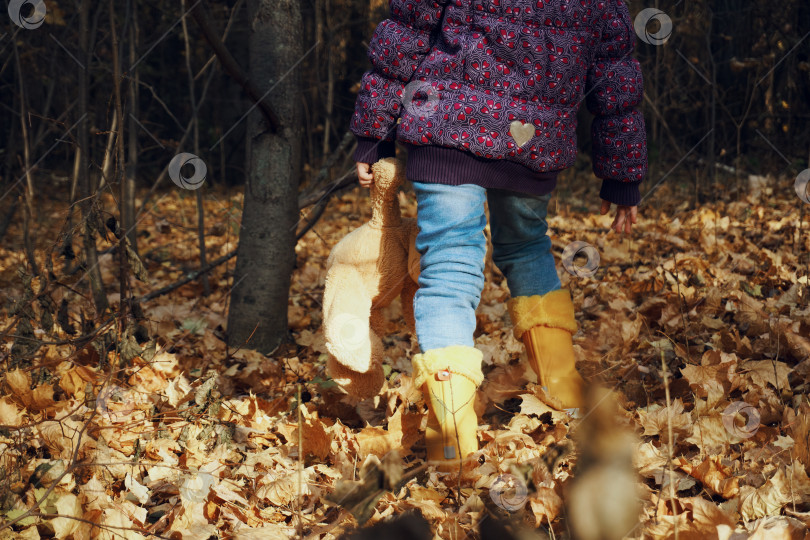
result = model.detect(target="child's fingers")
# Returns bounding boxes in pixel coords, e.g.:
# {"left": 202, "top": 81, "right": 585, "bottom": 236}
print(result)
{"left": 621, "top": 207, "right": 633, "bottom": 233}
{"left": 356, "top": 162, "right": 374, "bottom": 186}
{"left": 625, "top": 206, "right": 637, "bottom": 234}
{"left": 601, "top": 201, "right": 639, "bottom": 234}
{"left": 610, "top": 209, "right": 624, "bottom": 233}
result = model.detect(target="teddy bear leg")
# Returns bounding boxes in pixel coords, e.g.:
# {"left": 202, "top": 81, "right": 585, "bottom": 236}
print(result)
{"left": 400, "top": 277, "right": 418, "bottom": 334}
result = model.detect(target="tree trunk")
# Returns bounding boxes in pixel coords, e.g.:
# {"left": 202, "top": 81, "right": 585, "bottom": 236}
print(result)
{"left": 124, "top": 3, "right": 139, "bottom": 252}
{"left": 12, "top": 34, "right": 39, "bottom": 276}
{"left": 227, "top": 0, "right": 303, "bottom": 353}
{"left": 110, "top": 0, "right": 130, "bottom": 328}
{"left": 0, "top": 84, "right": 21, "bottom": 243}
{"left": 181, "top": 0, "right": 210, "bottom": 296}
{"left": 79, "top": 0, "right": 110, "bottom": 315}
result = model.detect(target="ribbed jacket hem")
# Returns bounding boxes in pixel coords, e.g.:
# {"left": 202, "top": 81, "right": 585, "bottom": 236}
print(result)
{"left": 404, "top": 144, "right": 559, "bottom": 195}
{"left": 354, "top": 136, "right": 397, "bottom": 164}
{"left": 599, "top": 178, "right": 641, "bottom": 206}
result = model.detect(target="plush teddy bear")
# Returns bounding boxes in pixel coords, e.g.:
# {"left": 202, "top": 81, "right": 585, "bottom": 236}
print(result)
{"left": 322, "top": 157, "right": 421, "bottom": 399}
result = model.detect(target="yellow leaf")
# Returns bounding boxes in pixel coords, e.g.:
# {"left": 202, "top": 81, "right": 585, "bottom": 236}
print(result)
{"left": 356, "top": 407, "right": 420, "bottom": 459}
{"left": 40, "top": 419, "right": 88, "bottom": 461}
{"left": 740, "top": 360, "right": 792, "bottom": 391}
{"left": 638, "top": 399, "right": 692, "bottom": 442}
{"left": 674, "top": 456, "right": 739, "bottom": 499}
{"left": 127, "top": 364, "right": 167, "bottom": 393}
{"left": 356, "top": 426, "right": 393, "bottom": 459}
{"left": 98, "top": 507, "right": 142, "bottom": 540}
{"left": 0, "top": 396, "right": 25, "bottom": 426}
{"left": 124, "top": 473, "right": 150, "bottom": 505}
{"left": 52, "top": 493, "right": 81, "bottom": 539}
{"left": 5, "top": 368, "right": 32, "bottom": 407}
{"left": 686, "top": 413, "right": 738, "bottom": 451}
{"left": 256, "top": 467, "right": 314, "bottom": 506}
{"left": 528, "top": 486, "right": 563, "bottom": 528}
{"left": 295, "top": 414, "right": 332, "bottom": 460}
{"left": 740, "top": 463, "right": 810, "bottom": 521}
{"left": 401, "top": 497, "right": 446, "bottom": 520}
{"left": 748, "top": 516, "right": 807, "bottom": 540}
{"left": 232, "top": 524, "right": 295, "bottom": 539}
{"left": 789, "top": 402, "right": 810, "bottom": 470}
{"left": 59, "top": 365, "right": 96, "bottom": 399}
{"left": 645, "top": 496, "right": 735, "bottom": 539}
{"left": 519, "top": 393, "right": 556, "bottom": 417}
{"left": 30, "top": 384, "right": 56, "bottom": 412}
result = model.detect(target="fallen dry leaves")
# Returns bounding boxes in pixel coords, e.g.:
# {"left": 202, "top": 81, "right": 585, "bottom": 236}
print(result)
{"left": 0, "top": 175, "right": 809, "bottom": 539}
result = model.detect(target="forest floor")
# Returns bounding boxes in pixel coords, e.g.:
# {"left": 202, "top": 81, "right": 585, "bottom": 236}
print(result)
{"left": 1, "top": 167, "right": 810, "bottom": 539}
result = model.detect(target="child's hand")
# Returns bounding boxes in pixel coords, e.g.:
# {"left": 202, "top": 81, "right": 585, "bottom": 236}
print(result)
{"left": 357, "top": 162, "right": 373, "bottom": 188}
{"left": 600, "top": 199, "right": 638, "bottom": 235}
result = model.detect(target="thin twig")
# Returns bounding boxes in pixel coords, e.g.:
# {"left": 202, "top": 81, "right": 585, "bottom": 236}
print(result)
{"left": 661, "top": 349, "right": 679, "bottom": 540}
{"left": 138, "top": 248, "right": 236, "bottom": 302}
{"left": 297, "top": 383, "right": 304, "bottom": 539}
{"left": 674, "top": 254, "right": 691, "bottom": 363}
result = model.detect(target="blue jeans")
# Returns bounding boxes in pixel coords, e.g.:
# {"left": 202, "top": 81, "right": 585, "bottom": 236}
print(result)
{"left": 412, "top": 182, "right": 562, "bottom": 352}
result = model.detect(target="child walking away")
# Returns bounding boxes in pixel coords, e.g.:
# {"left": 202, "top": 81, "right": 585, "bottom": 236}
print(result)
{"left": 351, "top": 0, "right": 647, "bottom": 469}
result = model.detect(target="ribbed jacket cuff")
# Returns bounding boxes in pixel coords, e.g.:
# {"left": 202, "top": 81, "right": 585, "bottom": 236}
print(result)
{"left": 599, "top": 178, "right": 641, "bottom": 206}
{"left": 353, "top": 136, "right": 397, "bottom": 164}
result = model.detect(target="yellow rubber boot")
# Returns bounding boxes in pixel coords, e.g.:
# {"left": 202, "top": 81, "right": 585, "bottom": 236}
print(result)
{"left": 507, "top": 289, "right": 586, "bottom": 411}
{"left": 412, "top": 345, "right": 484, "bottom": 470}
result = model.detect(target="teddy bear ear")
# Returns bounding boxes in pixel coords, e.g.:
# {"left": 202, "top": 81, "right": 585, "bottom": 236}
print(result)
{"left": 371, "top": 157, "right": 407, "bottom": 190}
{"left": 371, "top": 157, "right": 396, "bottom": 183}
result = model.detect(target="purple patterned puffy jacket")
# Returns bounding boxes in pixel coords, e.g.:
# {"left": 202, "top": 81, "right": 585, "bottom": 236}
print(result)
{"left": 350, "top": 0, "right": 647, "bottom": 206}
